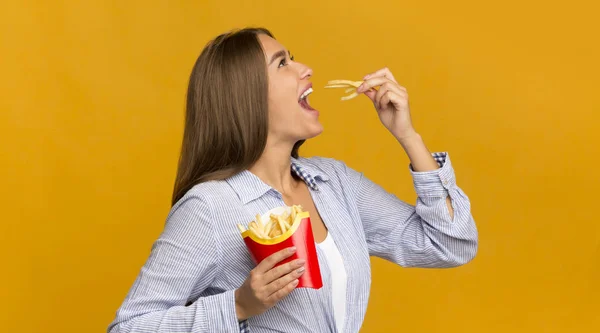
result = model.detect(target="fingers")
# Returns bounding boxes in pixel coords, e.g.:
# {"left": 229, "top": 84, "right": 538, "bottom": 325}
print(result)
{"left": 357, "top": 77, "right": 405, "bottom": 95}
{"left": 374, "top": 85, "right": 390, "bottom": 110}
{"left": 266, "top": 277, "right": 300, "bottom": 304}
{"left": 364, "top": 88, "right": 377, "bottom": 102}
{"left": 356, "top": 77, "right": 386, "bottom": 93}
{"left": 361, "top": 79, "right": 405, "bottom": 106}
{"left": 363, "top": 67, "right": 397, "bottom": 83}
{"left": 255, "top": 247, "right": 296, "bottom": 274}
{"left": 262, "top": 258, "right": 305, "bottom": 284}
{"left": 265, "top": 263, "right": 305, "bottom": 296}
{"left": 237, "top": 247, "right": 303, "bottom": 319}
{"left": 380, "top": 91, "right": 407, "bottom": 111}
{"left": 378, "top": 90, "right": 392, "bottom": 110}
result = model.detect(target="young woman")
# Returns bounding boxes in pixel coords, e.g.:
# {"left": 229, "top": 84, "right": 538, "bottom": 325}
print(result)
{"left": 108, "top": 27, "right": 478, "bottom": 333}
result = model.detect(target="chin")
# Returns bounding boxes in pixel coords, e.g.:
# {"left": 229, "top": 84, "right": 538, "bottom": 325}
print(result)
{"left": 302, "top": 123, "right": 324, "bottom": 140}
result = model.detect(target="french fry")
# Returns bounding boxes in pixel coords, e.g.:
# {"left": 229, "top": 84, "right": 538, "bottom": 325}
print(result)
{"left": 325, "top": 80, "right": 363, "bottom": 87}
{"left": 324, "top": 84, "right": 352, "bottom": 88}
{"left": 268, "top": 221, "right": 282, "bottom": 238}
{"left": 341, "top": 92, "right": 359, "bottom": 101}
{"left": 324, "top": 79, "right": 375, "bottom": 101}
{"left": 255, "top": 214, "right": 264, "bottom": 230}
{"left": 249, "top": 225, "right": 261, "bottom": 237}
{"left": 293, "top": 205, "right": 303, "bottom": 218}
{"left": 277, "top": 212, "right": 292, "bottom": 231}
{"left": 281, "top": 217, "right": 291, "bottom": 230}
{"left": 290, "top": 207, "right": 297, "bottom": 223}
{"left": 277, "top": 216, "right": 287, "bottom": 234}
{"left": 249, "top": 222, "right": 265, "bottom": 238}
{"left": 272, "top": 214, "right": 282, "bottom": 233}
{"left": 264, "top": 219, "right": 274, "bottom": 237}
{"left": 237, "top": 224, "right": 246, "bottom": 233}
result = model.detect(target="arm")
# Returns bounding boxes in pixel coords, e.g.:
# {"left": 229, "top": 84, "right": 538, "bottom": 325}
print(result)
{"left": 107, "top": 195, "right": 244, "bottom": 333}
{"left": 347, "top": 151, "right": 478, "bottom": 268}
{"left": 351, "top": 67, "right": 477, "bottom": 267}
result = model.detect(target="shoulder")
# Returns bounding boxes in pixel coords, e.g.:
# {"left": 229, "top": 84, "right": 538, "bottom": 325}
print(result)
{"left": 170, "top": 180, "right": 235, "bottom": 216}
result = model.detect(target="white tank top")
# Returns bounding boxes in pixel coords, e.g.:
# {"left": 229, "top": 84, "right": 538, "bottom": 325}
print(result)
{"left": 317, "top": 233, "right": 347, "bottom": 333}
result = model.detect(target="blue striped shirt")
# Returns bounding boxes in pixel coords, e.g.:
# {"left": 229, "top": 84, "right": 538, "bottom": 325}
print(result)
{"left": 108, "top": 152, "right": 478, "bottom": 333}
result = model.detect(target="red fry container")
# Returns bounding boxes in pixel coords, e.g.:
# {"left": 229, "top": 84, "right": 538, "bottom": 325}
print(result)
{"left": 241, "top": 207, "right": 323, "bottom": 289}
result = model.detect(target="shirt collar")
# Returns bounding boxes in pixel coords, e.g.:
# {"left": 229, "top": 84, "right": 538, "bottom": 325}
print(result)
{"left": 225, "top": 157, "right": 329, "bottom": 205}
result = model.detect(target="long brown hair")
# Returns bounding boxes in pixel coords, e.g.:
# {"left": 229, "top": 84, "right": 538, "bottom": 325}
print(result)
{"left": 172, "top": 27, "right": 304, "bottom": 205}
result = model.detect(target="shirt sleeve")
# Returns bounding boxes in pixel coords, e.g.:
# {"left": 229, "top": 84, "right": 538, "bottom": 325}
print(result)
{"left": 345, "top": 152, "right": 478, "bottom": 268}
{"left": 107, "top": 195, "right": 246, "bottom": 333}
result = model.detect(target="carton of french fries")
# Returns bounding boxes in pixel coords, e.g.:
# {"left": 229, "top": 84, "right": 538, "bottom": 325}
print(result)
{"left": 238, "top": 205, "right": 323, "bottom": 289}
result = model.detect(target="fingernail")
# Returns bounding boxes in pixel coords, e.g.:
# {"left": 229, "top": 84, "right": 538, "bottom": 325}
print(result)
{"left": 296, "top": 267, "right": 305, "bottom": 274}
{"left": 292, "top": 279, "right": 299, "bottom": 286}
{"left": 363, "top": 74, "right": 370, "bottom": 80}
{"left": 288, "top": 247, "right": 297, "bottom": 253}
{"left": 297, "top": 259, "right": 306, "bottom": 265}
{"left": 357, "top": 84, "right": 364, "bottom": 93}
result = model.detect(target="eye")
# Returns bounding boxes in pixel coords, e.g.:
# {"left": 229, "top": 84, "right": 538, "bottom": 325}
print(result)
{"left": 278, "top": 54, "right": 295, "bottom": 68}
{"left": 278, "top": 58, "right": 287, "bottom": 68}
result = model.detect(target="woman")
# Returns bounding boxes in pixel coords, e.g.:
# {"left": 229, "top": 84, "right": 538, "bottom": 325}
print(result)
{"left": 108, "top": 27, "right": 478, "bottom": 333}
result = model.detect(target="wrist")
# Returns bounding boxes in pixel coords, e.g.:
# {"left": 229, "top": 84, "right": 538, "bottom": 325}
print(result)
{"left": 234, "top": 289, "right": 249, "bottom": 321}
{"left": 395, "top": 130, "right": 422, "bottom": 148}
{"left": 396, "top": 132, "right": 441, "bottom": 172}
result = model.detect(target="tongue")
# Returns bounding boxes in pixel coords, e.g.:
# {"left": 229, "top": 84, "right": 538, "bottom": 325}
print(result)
{"left": 299, "top": 98, "right": 315, "bottom": 111}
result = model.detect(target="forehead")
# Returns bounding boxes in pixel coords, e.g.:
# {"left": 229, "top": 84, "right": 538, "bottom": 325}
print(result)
{"left": 258, "top": 34, "right": 285, "bottom": 58}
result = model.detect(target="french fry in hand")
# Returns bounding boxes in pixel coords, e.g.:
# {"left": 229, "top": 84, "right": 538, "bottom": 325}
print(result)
{"left": 325, "top": 80, "right": 363, "bottom": 87}
{"left": 324, "top": 79, "right": 379, "bottom": 101}
{"left": 324, "top": 79, "right": 364, "bottom": 101}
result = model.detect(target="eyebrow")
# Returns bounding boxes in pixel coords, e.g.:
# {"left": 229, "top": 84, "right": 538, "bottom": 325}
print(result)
{"left": 268, "top": 49, "right": 290, "bottom": 66}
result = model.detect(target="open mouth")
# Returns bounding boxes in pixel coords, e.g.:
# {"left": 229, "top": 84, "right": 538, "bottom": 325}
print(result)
{"left": 298, "top": 87, "right": 316, "bottom": 111}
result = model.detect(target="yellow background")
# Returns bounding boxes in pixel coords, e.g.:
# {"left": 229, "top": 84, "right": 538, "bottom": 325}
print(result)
{"left": 2, "top": 1, "right": 599, "bottom": 332}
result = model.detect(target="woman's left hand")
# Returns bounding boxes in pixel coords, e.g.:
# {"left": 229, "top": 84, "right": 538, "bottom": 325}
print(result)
{"left": 356, "top": 67, "right": 417, "bottom": 141}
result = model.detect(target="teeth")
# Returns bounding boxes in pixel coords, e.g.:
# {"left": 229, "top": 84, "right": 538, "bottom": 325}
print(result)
{"left": 299, "top": 87, "right": 313, "bottom": 101}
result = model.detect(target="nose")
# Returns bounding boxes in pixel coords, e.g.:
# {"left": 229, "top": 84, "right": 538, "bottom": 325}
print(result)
{"left": 298, "top": 63, "right": 313, "bottom": 80}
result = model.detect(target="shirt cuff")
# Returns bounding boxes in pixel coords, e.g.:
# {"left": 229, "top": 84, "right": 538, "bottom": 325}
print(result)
{"left": 198, "top": 289, "right": 244, "bottom": 333}
{"left": 409, "top": 152, "right": 456, "bottom": 197}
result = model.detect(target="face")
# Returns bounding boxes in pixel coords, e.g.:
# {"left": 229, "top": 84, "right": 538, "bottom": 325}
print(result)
{"left": 258, "top": 34, "right": 323, "bottom": 146}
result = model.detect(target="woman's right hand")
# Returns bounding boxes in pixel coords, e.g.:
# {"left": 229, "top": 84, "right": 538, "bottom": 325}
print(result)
{"left": 234, "top": 247, "right": 306, "bottom": 320}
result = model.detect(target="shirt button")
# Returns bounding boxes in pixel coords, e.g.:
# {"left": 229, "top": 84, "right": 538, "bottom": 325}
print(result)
{"left": 443, "top": 180, "right": 449, "bottom": 185}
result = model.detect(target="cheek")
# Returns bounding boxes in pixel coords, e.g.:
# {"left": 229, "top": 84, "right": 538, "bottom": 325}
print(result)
{"left": 269, "top": 84, "right": 296, "bottom": 111}
{"left": 268, "top": 80, "right": 284, "bottom": 102}
{"left": 267, "top": 88, "right": 286, "bottom": 124}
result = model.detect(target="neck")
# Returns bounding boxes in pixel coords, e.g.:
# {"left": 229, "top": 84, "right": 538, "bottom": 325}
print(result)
{"left": 248, "top": 141, "right": 299, "bottom": 195}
